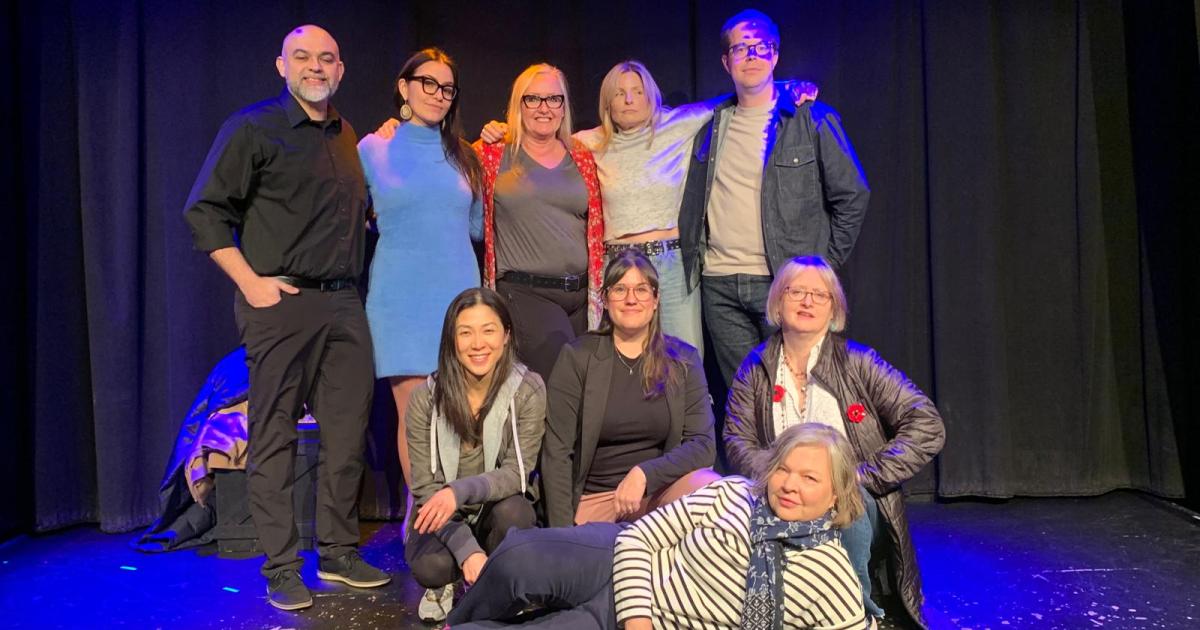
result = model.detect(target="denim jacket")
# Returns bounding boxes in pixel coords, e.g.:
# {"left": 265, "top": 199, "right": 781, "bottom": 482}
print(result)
{"left": 679, "top": 97, "right": 870, "bottom": 288}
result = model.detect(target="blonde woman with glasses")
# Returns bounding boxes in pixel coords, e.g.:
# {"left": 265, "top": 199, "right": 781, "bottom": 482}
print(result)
{"left": 472, "top": 63, "right": 606, "bottom": 382}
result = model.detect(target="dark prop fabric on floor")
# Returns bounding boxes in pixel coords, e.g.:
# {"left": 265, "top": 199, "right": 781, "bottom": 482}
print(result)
{"left": 135, "top": 348, "right": 248, "bottom": 552}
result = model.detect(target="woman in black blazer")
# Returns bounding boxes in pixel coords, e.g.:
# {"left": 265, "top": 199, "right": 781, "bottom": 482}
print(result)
{"left": 541, "top": 249, "right": 718, "bottom": 528}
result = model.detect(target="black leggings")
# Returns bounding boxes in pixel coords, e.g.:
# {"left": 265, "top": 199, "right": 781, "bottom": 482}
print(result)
{"left": 404, "top": 494, "right": 537, "bottom": 588}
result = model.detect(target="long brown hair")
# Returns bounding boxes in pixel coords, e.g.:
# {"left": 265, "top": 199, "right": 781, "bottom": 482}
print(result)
{"left": 432, "top": 288, "right": 518, "bottom": 442}
{"left": 597, "top": 250, "right": 684, "bottom": 398}
{"left": 394, "top": 48, "right": 482, "bottom": 201}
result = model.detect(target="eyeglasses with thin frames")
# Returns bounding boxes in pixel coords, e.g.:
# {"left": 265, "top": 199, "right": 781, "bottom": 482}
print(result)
{"left": 410, "top": 75, "right": 458, "bottom": 100}
{"left": 607, "top": 284, "right": 655, "bottom": 301}
{"left": 783, "top": 287, "right": 832, "bottom": 305}
{"left": 521, "top": 94, "right": 565, "bottom": 109}
{"left": 727, "top": 41, "right": 778, "bottom": 61}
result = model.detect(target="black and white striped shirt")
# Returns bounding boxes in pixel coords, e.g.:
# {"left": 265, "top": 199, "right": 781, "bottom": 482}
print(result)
{"left": 613, "top": 477, "right": 865, "bottom": 629}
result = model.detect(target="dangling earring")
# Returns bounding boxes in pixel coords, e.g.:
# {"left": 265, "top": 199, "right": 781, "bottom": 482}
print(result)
{"left": 399, "top": 103, "right": 413, "bottom": 121}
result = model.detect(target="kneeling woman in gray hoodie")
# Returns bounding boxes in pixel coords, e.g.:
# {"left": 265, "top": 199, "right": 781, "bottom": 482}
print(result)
{"left": 404, "top": 287, "right": 546, "bottom": 622}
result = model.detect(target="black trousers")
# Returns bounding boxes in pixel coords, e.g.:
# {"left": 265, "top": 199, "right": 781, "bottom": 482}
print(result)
{"left": 233, "top": 287, "right": 374, "bottom": 576}
{"left": 404, "top": 495, "right": 537, "bottom": 589}
{"left": 496, "top": 278, "right": 587, "bottom": 381}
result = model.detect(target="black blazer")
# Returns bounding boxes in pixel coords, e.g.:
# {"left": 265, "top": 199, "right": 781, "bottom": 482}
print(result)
{"left": 541, "top": 332, "right": 716, "bottom": 528}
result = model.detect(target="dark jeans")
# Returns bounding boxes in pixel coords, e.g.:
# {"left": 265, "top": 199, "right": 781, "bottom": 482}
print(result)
{"left": 447, "top": 522, "right": 624, "bottom": 629}
{"left": 701, "top": 273, "right": 776, "bottom": 387}
{"left": 405, "top": 495, "right": 537, "bottom": 589}
{"left": 496, "top": 278, "right": 587, "bottom": 381}
{"left": 233, "top": 287, "right": 374, "bottom": 576}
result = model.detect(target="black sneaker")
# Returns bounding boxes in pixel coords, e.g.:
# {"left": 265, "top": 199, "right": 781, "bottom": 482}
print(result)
{"left": 317, "top": 550, "right": 391, "bottom": 588}
{"left": 266, "top": 569, "right": 313, "bottom": 611}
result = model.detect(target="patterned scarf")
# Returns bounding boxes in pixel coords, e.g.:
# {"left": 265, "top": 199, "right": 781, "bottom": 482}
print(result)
{"left": 741, "top": 497, "right": 839, "bottom": 630}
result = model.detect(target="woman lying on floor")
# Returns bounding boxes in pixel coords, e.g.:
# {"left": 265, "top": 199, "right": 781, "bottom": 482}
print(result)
{"left": 445, "top": 423, "right": 867, "bottom": 629}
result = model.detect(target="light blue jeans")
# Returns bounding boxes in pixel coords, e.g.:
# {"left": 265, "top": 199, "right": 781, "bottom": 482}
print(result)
{"left": 843, "top": 486, "right": 886, "bottom": 618}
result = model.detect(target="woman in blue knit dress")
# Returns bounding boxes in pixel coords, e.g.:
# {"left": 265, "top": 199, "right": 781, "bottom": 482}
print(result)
{"left": 357, "top": 49, "right": 483, "bottom": 619}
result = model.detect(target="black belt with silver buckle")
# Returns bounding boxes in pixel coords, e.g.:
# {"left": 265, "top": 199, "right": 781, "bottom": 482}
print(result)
{"left": 276, "top": 276, "right": 357, "bottom": 291}
{"left": 605, "top": 238, "right": 682, "bottom": 258}
{"left": 501, "top": 271, "right": 585, "bottom": 292}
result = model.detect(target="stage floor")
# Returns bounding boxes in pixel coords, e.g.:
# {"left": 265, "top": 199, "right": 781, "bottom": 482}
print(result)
{"left": 1, "top": 491, "right": 1196, "bottom": 629}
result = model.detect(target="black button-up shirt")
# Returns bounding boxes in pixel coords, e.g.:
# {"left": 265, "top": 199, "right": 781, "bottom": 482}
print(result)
{"left": 183, "top": 89, "right": 369, "bottom": 280}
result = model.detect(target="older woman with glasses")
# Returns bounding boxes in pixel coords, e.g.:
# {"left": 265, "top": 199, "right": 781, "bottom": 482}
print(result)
{"left": 540, "top": 249, "right": 718, "bottom": 528}
{"left": 723, "top": 255, "right": 946, "bottom": 629}
{"left": 445, "top": 423, "right": 867, "bottom": 630}
{"left": 464, "top": 63, "right": 606, "bottom": 382}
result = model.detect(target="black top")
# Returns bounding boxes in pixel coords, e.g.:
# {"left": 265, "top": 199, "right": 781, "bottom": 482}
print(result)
{"left": 541, "top": 332, "right": 717, "bottom": 528}
{"left": 183, "top": 89, "right": 369, "bottom": 280}
{"left": 583, "top": 351, "right": 671, "bottom": 493}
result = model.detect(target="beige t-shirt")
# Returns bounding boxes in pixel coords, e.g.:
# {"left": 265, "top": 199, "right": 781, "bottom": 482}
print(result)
{"left": 704, "top": 100, "right": 775, "bottom": 276}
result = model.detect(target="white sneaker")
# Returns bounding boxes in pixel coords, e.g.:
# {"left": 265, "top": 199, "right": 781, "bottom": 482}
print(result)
{"left": 418, "top": 584, "right": 454, "bottom": 622}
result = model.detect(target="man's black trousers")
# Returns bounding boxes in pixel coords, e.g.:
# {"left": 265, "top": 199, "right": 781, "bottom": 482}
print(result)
{"left": 234, "top": 286, "right": 374, "bottom": 576}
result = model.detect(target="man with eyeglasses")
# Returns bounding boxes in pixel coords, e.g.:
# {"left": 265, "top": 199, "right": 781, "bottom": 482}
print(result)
{"left": 183, "top": 25, "right": 389, "bottom": 611}
{"left": 679, "top": 9, "right": 871, "bottom": 389}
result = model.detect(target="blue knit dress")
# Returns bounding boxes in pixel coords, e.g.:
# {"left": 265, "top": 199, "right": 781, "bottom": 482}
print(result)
{"left": 359, "top": 123, "right": 483, "bottom": 377}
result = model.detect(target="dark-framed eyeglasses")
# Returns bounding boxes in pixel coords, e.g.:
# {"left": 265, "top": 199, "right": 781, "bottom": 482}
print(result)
{"left": 783, "top": 287, "right": 832, "bottom": 305}
{"left": 727, "top": 41, "right": 778, "bottom": 61}
{"left": 410, "top": 75, "right": 458, "bottom": 100}
{"left": 521, "top": 94, "right": 566, "bottom": 109}
{"left": 606, "top": 284, "right": 655, "bottom": 301}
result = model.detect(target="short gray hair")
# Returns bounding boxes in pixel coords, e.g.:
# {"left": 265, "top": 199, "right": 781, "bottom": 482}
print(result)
{"left": 765, "top": 255, "right": 848, "bottom": 332}
{"left": 753, "top": 423, "right": 864, "bottom": 528}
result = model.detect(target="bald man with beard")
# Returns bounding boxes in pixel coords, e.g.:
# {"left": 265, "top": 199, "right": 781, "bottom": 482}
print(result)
{"left": 184, "top": 25, "right": 389, "bottom": 610}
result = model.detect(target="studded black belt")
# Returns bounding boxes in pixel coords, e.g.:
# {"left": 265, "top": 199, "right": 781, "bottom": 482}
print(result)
{"left": 604, "top": 238, "right": 682, "bottom": 258}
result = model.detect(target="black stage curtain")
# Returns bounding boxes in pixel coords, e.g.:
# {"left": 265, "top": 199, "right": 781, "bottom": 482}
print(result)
{"left": 3, "top": 0, "right": 1196, "bottom": 537}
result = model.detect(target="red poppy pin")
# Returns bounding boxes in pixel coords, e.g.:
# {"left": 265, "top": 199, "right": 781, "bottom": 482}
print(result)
{"left": 773, "top": 385, "right": 786, "bottom": 403}
{"left": 847, "top": 403, "right": 867, "bottom": 423}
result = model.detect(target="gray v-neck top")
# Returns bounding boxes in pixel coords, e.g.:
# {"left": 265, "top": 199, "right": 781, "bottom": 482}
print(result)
{"left": 494, "top": 146, "right": 590, "bottom": 277}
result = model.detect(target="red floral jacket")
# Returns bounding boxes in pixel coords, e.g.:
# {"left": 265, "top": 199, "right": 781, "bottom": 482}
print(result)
{"left": 473, "top": 139, "right": 605, "bottom": 329}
